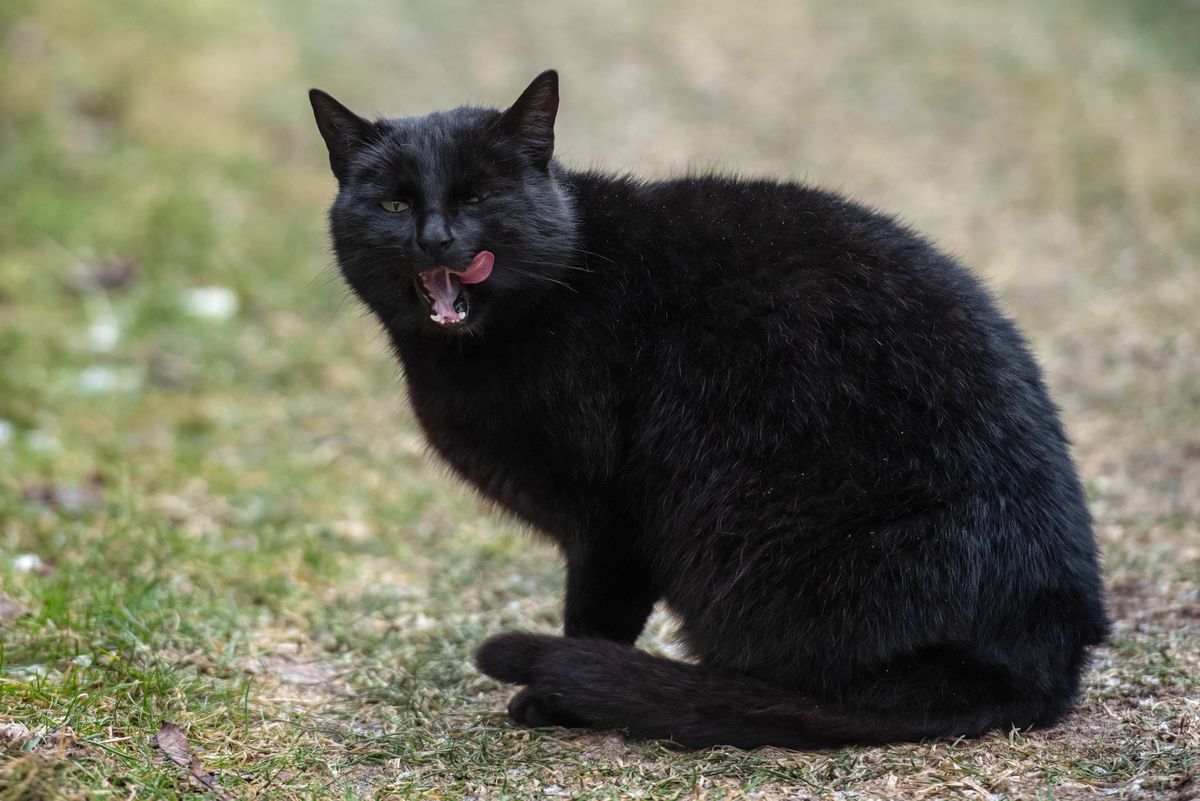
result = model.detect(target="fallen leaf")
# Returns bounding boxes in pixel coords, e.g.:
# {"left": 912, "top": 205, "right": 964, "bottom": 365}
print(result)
{"left": 67, "top": 258, "right": 141, "bottom": 293}
{"left": 156, "top": 722, "right": 192, "bottom": 768}
{"left": 22, "top": 473, "right": 105, "bottom": 513}
{"left": 0, "top": 593, "right": 31, "bottom": 622}
{"left": 155, "top": 722, "right": 234, "bottom": 800}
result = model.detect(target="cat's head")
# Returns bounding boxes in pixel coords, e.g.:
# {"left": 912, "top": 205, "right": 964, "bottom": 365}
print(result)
{"left": 310, "top": 70, "right": 577, "bottom": 336}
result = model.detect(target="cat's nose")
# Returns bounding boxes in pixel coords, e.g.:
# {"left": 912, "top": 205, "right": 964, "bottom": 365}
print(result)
{"left": 417, "top": 232, "right": 455, "bottom": 253}
{"left": 416, "top": 214, "right": 455, "bottom": 260}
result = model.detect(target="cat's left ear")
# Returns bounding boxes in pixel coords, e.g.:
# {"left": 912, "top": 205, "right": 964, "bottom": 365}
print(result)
{"left": 309, "top": 89, "right": 378, "bottom": 183}
{"left": 497, "top": 70, "right": 559, "bottom": 170}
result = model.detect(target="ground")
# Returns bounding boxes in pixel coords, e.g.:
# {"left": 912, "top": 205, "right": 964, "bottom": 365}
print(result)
{"left": 1, "top": 0, "right": 1197, "bottom": 798}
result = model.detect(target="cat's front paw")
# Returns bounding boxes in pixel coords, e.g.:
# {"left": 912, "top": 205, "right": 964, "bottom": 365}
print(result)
{"left": 475, "top": 631, "right": 559, "bottom": 684}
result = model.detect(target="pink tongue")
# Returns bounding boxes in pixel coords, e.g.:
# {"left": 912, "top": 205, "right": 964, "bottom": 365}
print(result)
{"left": 419, "top": 251, "right": 494, "bottom": 324}
{"left": 457, "top": 250, "right": 494, "bottom": 285}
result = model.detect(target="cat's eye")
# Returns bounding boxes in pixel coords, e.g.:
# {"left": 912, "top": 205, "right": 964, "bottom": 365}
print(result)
{"left": 464, "top": 192, "right": 488, "bottom": 204}
{"left": 380, "top": 200, "right": 410, "bottom": 213}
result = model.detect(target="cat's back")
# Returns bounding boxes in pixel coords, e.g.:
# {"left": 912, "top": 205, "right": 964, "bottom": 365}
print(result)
{"left": 576, "top": 172, "right": 993, "bottom": 333}
{"left": 591, "top": 173, "right": 938, "bottom": 266}
{"left": 581, "top": 172, "right": 1023, "bottom": 405}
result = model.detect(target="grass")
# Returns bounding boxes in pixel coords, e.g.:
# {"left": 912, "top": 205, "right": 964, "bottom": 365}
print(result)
{"left": 1, "top": 0, "right": 1198, "bottom": 798}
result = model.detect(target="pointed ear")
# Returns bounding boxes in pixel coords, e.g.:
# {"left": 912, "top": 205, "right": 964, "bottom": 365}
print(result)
{"left": 497, "top": 70, "right": 559, "bottom": 169}
{"left": 309, "top": 89, "right": 378, "bottom": 181}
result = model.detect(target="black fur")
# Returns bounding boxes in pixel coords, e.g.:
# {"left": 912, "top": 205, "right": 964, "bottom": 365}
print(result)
{"left": 310, "top": 70, "right": 1108, "bottom": 749}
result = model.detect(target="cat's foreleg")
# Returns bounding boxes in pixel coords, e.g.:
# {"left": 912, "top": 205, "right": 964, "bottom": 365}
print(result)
{"left": 562, "top": 539, "right": 656, "bottom": 643}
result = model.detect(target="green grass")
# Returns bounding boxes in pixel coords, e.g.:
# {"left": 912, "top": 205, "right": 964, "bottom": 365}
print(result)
{"left": 2, "top": 0, "right": 1198, "bottom": 798}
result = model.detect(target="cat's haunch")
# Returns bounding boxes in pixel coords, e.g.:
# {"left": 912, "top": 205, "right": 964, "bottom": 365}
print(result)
{"left": 311, "top": 70, "right": 1107, "bottom": 749}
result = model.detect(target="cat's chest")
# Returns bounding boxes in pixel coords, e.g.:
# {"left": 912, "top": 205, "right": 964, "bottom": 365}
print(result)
{"left": 396, "top": 335, "right": 623, "bottom": 528}
{"left": 403, "top": 340, "right": 567, "bottom": 433}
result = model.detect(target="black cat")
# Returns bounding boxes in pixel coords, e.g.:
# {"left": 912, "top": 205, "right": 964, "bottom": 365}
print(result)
{"left": 310, "top": 70, "right": 1107, "bottom": 749}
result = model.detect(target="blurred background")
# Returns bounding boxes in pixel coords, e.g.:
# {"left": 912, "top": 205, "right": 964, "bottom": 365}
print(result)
{"left": 1, "top": 0, "right": 1197, "bottom": 797}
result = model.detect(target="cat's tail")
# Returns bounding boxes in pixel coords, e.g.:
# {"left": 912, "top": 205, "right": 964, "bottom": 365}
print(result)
{"left": 475, "top": 632, "right": 1023, "bottom": 749}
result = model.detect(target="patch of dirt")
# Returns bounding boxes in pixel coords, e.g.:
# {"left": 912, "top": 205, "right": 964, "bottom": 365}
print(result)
{"left": 1108, "top": 577, "right": 1200, "bottom": 634}
{"left": 0, "top": 721, "right": 91, "bottom": 761}
{"left": 246, "top": 642, "right": 351, "bottom": 707}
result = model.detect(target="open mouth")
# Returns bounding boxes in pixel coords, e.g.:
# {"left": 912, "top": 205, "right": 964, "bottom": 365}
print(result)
{"left": 417, "top": 250, "right": 494, "bottom": 327}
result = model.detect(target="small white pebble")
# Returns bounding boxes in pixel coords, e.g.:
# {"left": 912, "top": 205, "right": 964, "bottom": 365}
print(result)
{"left": 12, "top": 554, "right": 42, "bottom": 573}
{"left": 25, "top": 431, "right": 60, "bottom": 453}
{"left": 5, "top": 664, "right": 53, "bottom": 681}
{"left": 88, "top": 318, "right": 120, "bottom": 351}
{"left": 181, "top": 286, "right": 238, "bottom": 319}
{"left": 77, "top": 366, "right": 140, "bottom": 394}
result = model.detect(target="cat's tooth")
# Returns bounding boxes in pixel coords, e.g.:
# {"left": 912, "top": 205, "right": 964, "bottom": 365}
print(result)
{"left": 457, "top": 312, "right": 466, "bottom": 320}
{"left": 430, "top": 314, "right": 439, "bottom": 322}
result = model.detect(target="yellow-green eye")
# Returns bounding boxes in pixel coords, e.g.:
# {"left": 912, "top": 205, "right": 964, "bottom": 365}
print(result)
{"left": 380, "top": 200, "right": 410, "bottom": 213}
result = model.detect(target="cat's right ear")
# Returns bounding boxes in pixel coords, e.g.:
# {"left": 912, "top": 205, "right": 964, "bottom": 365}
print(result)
{"left": 309, "top": 89, "right": 377, "bottom": 182}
